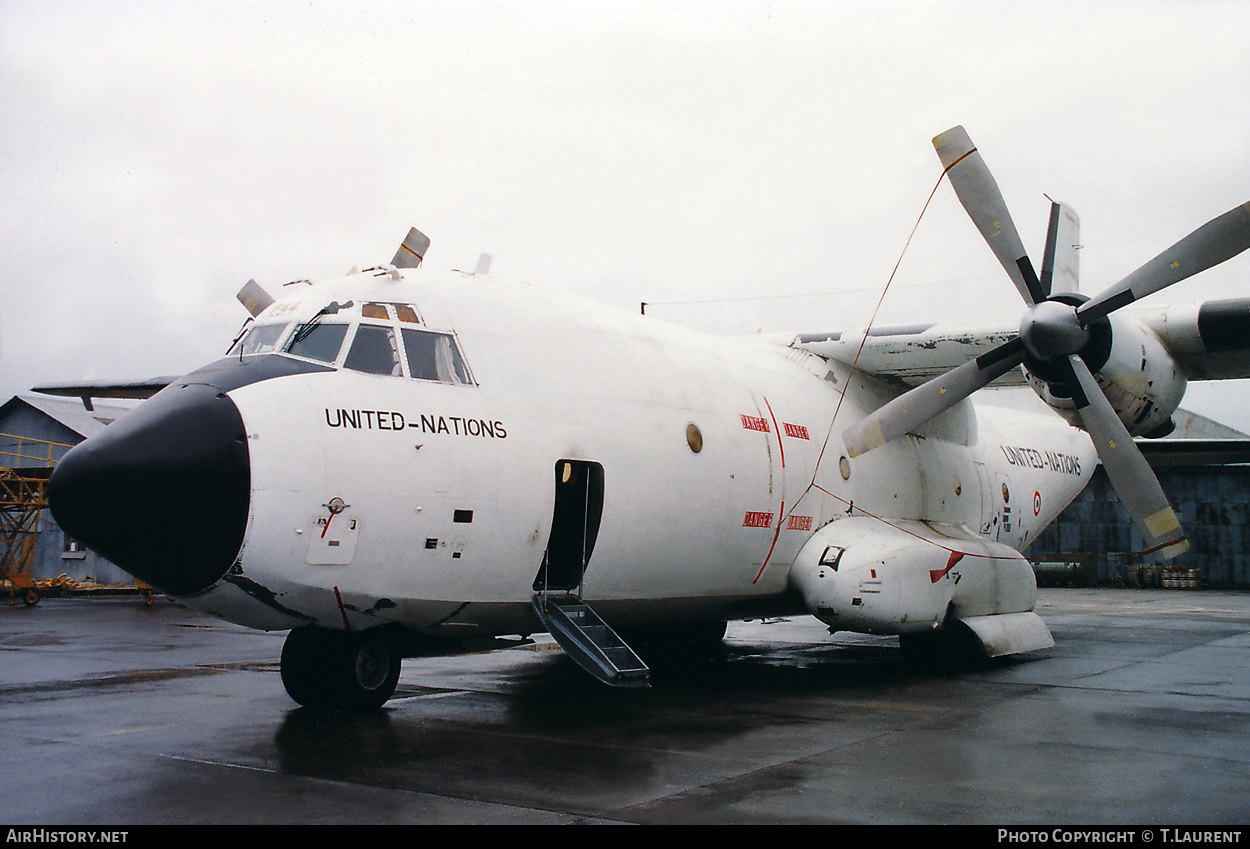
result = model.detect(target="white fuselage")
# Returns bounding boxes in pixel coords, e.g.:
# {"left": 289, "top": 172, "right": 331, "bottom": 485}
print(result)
{"left": 187, "top": 268, "right": 1096, "bottom": 636}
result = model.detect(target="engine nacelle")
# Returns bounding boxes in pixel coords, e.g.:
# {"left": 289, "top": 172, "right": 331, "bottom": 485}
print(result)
{"left": 1025, "top": 310, "right": 1187, "bottom": 438}
{"left": 788, "top": 517, "right": 1038, "bottom": 636}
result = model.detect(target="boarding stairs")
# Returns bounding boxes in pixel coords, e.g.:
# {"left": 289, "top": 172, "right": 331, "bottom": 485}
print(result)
{"left": 532, "top": 593, "right": 650, "bottom": 688}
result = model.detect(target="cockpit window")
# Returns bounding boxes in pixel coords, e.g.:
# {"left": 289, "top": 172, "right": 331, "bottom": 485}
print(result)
{"left": 239, "top": 300, "right": 472, "bottom": 385}
{"left": 344, "top": 325, "right": 402, "bottom": 376}
{"left": 286, "top": 323, "right": 348, "bottom": 364}
{"left": 237, "top": 323, "right": 289, "bottom": 356}
{"left": 402, "top": 328, "right": 471, "bottom": 384}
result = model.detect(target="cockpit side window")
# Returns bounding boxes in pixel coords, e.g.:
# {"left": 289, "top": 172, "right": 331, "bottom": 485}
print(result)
{"left": 344, "top": 324, "right": 402, "bottom": 376}
{"left": 401, "top": 328, "right": 471, "bottom": 385}
{"left": 237, "top": 323, "right": 289, "bottom": 356}
{"left": 286, "top": 323, "right": 348, "bottom": 364}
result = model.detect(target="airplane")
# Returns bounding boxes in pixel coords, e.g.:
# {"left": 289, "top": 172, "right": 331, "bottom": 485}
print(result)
{"left": 38, "top": 126, "right": 1250, "bottom": 710}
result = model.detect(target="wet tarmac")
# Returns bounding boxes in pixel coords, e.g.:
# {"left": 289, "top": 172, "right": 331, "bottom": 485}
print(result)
{"left": 1, "top": 588, "right": 1248, "bottom": 825}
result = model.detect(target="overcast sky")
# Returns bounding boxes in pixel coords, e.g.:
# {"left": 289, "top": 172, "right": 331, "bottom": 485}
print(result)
{"left": 3, "top": 0, "right": 1248, "bottom": 429}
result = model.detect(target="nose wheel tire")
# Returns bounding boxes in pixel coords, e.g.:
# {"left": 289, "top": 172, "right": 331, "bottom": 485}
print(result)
{"left": 281, "top": 626, "right": 401, "bottom": 710}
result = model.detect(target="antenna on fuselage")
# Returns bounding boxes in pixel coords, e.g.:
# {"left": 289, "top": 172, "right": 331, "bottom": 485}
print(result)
{"left": 236, "top": 279, "right": 275, "bottom": 317}
{"left": 391, "top": 227, "right": 431, "bottom": 269}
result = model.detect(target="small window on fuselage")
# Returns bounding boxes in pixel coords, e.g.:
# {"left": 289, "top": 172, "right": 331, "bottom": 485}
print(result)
{"left": 361, "top": 303, "right": 389, "bottom": 320}
{"left": 361, "top": 302, "right": 422, "bottom": 324}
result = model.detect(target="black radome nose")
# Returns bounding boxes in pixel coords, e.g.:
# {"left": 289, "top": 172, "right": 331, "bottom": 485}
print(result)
{"left": 50, "top": 382, "right": 250, "bottom": 596}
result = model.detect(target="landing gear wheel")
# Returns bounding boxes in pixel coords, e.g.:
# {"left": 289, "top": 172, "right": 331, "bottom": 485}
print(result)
{"left": 900, "top": 621, "right": 987, "bottom": 673}
{"left": 281, "top": 627, "right": 402, "bottom": 710}
{"left": 351, "top": 639, "right": 395, "bottom": 694}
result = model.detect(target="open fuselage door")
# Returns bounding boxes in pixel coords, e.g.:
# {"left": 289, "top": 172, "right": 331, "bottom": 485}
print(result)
{"left": 531, "top": 459, "right": 649, "bottom": 687}
{"left": 533, "top": 459, "right": 604, "bottom": 594}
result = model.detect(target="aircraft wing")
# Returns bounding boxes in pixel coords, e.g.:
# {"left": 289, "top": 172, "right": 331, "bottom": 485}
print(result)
{"left": 791, "top": 319, "right": 1028, "bottom": 388}
{"left": 32, "top": 377, "right": 174, "bottom": 410}
{"left": 789, "top": 296, "right": 1250, "bottom": 387}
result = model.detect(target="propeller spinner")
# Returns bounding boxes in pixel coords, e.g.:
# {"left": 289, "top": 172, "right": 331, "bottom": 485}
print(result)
{"left": 843, "top": 126, "right": 1250, "bottom": 561}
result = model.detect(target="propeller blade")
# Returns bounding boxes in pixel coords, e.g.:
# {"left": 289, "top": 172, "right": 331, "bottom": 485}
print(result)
{"left": 1078, "top": 200, "right": 1250, "bottom": 324}
{"left": 843, "top": 338, "right": 1026, "bottom": 457}
{"left": 934, "top": 126, "right": 1046, "bottom": 305}
{"left": 1040, "top": 201, "right": 1080, "bottom": 296}
{"left": 1065, "top": 355, "right": 1189, "bottom": 561}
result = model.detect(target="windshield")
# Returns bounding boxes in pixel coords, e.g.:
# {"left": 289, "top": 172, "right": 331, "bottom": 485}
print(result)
{"left": 232, "top": 323, "right": 289, "bottom": 356}
{"left": 402, "top": 327, "right": 471, "bottom": 384}
{"left": 234, "top": 300, "right": 473, "bottom": 386}
{"left": 286, "top": 323, "right": 349, "bottom": 364}
{"left": 343, "top": 324, "right": 402, "bottom": 376}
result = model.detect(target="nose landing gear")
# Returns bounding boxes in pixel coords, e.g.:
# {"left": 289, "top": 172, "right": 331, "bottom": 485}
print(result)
{"left": 280, "top": 626, "right": 402, "bottom": 710}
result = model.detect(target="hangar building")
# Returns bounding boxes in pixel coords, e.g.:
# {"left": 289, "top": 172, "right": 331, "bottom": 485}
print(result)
{"left": 1026, "top": 409, "right": 1250, "bottom": 588}
{"left": 1, "top": 394, "right": 137, "bottom": 589}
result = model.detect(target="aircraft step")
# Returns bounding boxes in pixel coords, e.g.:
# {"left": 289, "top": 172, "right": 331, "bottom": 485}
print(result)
{"left": 532, "top": 594, "right": 650, "bottom": 688}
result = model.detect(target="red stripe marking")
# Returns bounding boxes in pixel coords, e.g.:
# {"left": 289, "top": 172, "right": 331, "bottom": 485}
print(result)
{"left": 751, "top": 397, "right": 791, "bottom": 584}
{"left": 762, "top": 397, "right": 785, "bottom": 468}
{"left": 930, "top": 551, "right": 964, "bottom": 583}
{"left": 754, "top": 500, "right": 785, "bottom": 584}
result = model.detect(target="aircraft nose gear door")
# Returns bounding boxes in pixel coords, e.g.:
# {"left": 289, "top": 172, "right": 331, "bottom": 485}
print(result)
{"left": 531, "top": 460, "right": 650, "bottom": 688}
{"left": 533, "top": 460, "right": 604, "bottom": 594}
